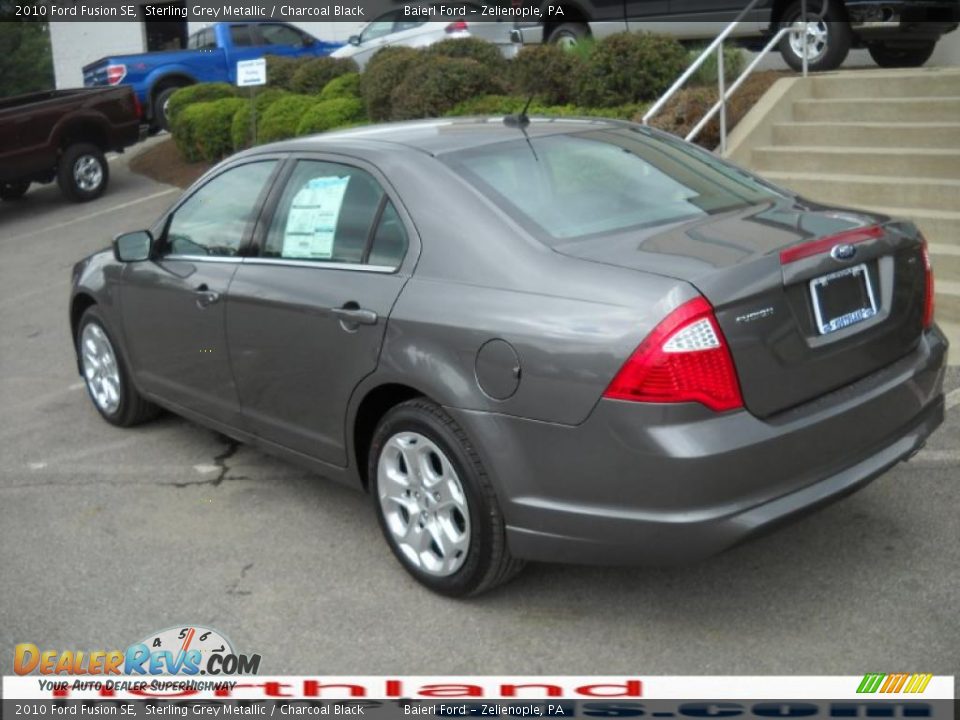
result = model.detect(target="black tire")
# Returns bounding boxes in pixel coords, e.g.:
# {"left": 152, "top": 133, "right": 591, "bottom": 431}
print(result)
{"left": 57, "top": 143, "right": 109, "bottom": 202}
{"left": 547, "top": 22, "right": 590, "bottom": 48}
{"left": 778, "top": 1, "right": 852, "bottom": 72}
{"left": 76, "top": 307, "right": 159, "bottom": 427}
{"left": 153, "top": 85, "right": 184, "bottom": 131}
{"left": 0, "top": 181, "right": 30, "bottom": 201}
{"left": 868, "top": 42, "right": 937, "bottom": 68}
{"left": 369, "top": 398, "right": 525, "bottom": 597}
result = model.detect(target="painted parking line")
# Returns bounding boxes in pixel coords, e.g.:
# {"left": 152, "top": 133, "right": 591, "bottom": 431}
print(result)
{"left": 946, "top": 387, "right": 960, "bottom": 413}
{"left": 4, "top": 188, "right": 178, "bottom": 245}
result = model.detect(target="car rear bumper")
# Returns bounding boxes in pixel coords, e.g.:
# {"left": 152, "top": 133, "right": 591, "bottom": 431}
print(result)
{"left": 446, "top": 326, "right": 947, "bottom": 565}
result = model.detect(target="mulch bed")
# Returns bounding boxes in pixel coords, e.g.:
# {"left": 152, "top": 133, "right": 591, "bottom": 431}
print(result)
{"left": 129, "top": 137, "right": 213, "bottom": 189}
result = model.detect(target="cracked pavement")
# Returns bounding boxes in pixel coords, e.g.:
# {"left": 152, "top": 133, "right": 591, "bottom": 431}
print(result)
{"left": 1, "top": 150, "right": 958, "bottom": 677}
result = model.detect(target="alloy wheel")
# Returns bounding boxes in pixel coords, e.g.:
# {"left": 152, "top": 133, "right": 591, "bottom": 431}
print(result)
{"left": 377, "top": 431, "right": 471, "bottom": 577}
{"left": 789, "top": 19, "right": 829, "bottom": 63}
{"left": 73, "top": 155, "right": 104, "bottom": 192}
{"left": 80, "top": 323, "right": 121, "bottom": 415}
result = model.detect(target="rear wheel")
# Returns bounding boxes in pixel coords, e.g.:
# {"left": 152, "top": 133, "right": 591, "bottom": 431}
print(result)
{"left": 370, "top": 399, "right": 524, "bottom": 596}
{"left": 778, "top": 1, "right": 852, "bottom": 72}
{"left": 153, "top": 85, "right": 185, "bottom": 131}
{"left": 547, "top": 22, "right": 590, "bottom": 48}
{"left": 868, "top": 42, "right": 937, "bottom": 68}
{"left": 0, "top": 181, "right": 30, "bottom": 201}
{"left": 58, "top": 143, "right": 108, "bottom": 202}
{"left": 76, "top": 307, "right": 159, "bottom": 427}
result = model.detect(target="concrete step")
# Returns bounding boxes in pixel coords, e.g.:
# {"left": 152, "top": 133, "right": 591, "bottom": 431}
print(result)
{"left": 811, "top": 71, "right": 960, "bottom": 100}
{"left": 793, "top": 97, "right": 960, "bottom": 123}
{"left": 849, "top": 205, "right": 960, "bottom": 247}
{"left": 937, "top": 321, "right": 959, "bottom": 366}
{"left": 934, "top": 279, "right": 960, "bottom": 327}
{"left": 760, "top": 171, "right": 960, "bottom": 213}
{"left": 771, "top": 122, "right": 960, "bottom": 149}
{"left": 928, "top": 244, "right": 960, "bottom": 279}
{"left": 753, "top": 145, "right": 960, "bottom": 180}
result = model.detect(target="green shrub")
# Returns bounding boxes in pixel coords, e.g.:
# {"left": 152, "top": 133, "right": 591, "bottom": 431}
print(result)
{"left": 446, "top": 94, "right": 645, "bottom": 122}
{"left": 265, "top": 54, "right": 305, "bottom": 91}
{"left": 172, "top": 97, "right": 245, "bottom": 162}
{"left": 447, "top": 95, "right": 533, "bottom": 115}
{"left": 166, "top": 82, "right": 237, "bottom": 124}
{"left": 319, "top": 72, "right": 361, "bottom": 101}
{"left": 257, "top": 94, "right": 316, "bottom": 143}
{"left": 296, "top": 97, "right": 365, "bottom": 135}
{"left": 574, "top": 32, "right": 687, "bottom": 107}
{"left": 360, "top": 46, "right": 422, "bottom": 121}
{"left": 510, "top": 44, "right": 580, "bottom": 105}
{"left": 687, "top": 43, "right": 746, "bottom": 87}
{"left": 231, "top": 89, "right": 289, "bottom": 151}
{"left": 426, "top": 37, "right": 506, "bottom": 69}
{"left": 391, "top": 55, "right": 503, "bottom": 120}
{"left": 290, "top": 56, "right": 359, "bottom": 95}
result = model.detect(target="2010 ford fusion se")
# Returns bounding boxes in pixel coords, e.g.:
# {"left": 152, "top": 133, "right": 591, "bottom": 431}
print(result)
{"left": 70, "top": 117, "right": 946, "bottom": 596}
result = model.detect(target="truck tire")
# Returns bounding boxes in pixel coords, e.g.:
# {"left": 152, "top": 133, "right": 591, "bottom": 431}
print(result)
{"left": 547, "top": 22, "right": 590, "bottom": 48}
{"left": 153, "top": 86, "right": 183, "bottom": 132}
{"left": 0, "top": 181, "right": 30, "bottom": 201}
{"left": 778, "top": 1, "right": 851, "bottom": 72}
{"left": 868, "top": 42, "right": 937, "bottom": 68}
{"left": 58, "top": 143, "right": 109, "bottom": 203}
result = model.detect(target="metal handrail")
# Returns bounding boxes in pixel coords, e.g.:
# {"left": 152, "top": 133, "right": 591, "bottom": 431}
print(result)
{"left": 643, "top": 0, "right": 827, "bottom": 154}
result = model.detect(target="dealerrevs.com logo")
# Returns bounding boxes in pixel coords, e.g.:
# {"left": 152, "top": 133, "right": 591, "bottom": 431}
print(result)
{"left": 14, "top": 625, "right": 261, "bottom": 676}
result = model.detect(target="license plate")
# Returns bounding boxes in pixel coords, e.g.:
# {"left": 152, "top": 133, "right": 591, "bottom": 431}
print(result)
{"left": 809, "top": 263, "right": 877, "bottom": 335}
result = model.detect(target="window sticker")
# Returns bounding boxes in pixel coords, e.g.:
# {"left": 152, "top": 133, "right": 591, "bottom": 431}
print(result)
{"left": 282, "top": 176, "right": 351, "bottom": 260}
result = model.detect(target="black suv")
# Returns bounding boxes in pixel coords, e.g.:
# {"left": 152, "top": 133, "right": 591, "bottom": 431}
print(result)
{"left": 514, "top": 0, "right": 960, "bottom": 72}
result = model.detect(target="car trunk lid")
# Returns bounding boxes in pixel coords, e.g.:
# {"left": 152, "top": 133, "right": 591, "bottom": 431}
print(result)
{"left": 555, "top": 201, "right": 929, "bottom": 417}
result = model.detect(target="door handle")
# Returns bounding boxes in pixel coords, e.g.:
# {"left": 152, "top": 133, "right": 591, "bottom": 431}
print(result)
{"left": 331, "top": 304, "right": 378, "bottom": 327}
{"left": 194, "top": 283, "right": 221, "bottom": 308}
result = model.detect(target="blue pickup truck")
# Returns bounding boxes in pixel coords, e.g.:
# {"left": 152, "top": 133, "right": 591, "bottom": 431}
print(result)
{"left": 83, "top": 22, "right": 342, "bottom": 131}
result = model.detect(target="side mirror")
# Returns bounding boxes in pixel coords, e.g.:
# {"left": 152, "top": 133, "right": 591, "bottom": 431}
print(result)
{"left": 113, "top": 230, "right": 153, "bottom": 262}
{"left": 348, "top": 35, "right": 361, "bottom": 46}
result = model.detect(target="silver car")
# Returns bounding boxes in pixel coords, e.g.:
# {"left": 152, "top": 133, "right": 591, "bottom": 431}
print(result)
{"left": 70, "top": 117, "right": 946, "bottom": 597}
{"left": 330, "top": 2, "right": 520, "bottom": 68}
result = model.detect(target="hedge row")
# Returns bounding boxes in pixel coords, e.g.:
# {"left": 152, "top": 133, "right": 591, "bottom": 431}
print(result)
{"left": 172, "top": 74, "right": 366, "bottom": 162}
{"left": 170, "top": 33, "right": 744, "bottom": 163}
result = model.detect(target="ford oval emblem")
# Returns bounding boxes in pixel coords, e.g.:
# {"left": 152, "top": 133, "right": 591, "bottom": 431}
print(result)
{"left": 831, "top": 243, "right": 857, "bottom": 261}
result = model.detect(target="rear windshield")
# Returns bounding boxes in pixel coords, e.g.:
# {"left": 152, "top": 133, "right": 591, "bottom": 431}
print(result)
{"left": 442, "top": 127, "right": 785, "bottom": 244}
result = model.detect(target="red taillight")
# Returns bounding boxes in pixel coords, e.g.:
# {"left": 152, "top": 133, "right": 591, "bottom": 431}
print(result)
{"left": 132, "top": 93, "right": 142, "bottom": 118}
{"left": 445, "top": 20, "right": 469, "bottom": 33}
{"left": 603, "top": 297, "right": 744, "bottom": 412}
{"left": 921, "top": 234, "right": 935, "bottom": 329}
{"left": 106, "top": 64, "right": 127, "bottom": 85}
{"left": 779, "top": 224, "right": 884, "bottom": 265}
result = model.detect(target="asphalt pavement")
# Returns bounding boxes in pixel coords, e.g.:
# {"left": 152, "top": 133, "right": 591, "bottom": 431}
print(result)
{"left": 1, "top": 149, "right": 958, "bottom": 676}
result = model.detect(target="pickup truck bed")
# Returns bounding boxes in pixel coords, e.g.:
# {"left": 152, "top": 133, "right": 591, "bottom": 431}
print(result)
{"left": 0, "top": 87, "right": 141, "bottom": 202}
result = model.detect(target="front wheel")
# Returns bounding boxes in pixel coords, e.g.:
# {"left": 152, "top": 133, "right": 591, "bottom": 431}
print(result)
{"left": 778, "top": 1, "right": 852, "bottom": 72}
{"left": 547, "top": 22, "right": 590, "bottom": 48}
{"left": 370, "top": 399, "right": 524, "bottom": 597}
{"left": 869, "top": 42, "right": 937, "bottom": 68}
{"left": 0, "top": 181, "right": 30, "bottom": 201}
{"left": 77, "top": 307, "right": 159, "bottom": 427}
{"left": 58, "top": 143, "right": 108, "bottom": 202}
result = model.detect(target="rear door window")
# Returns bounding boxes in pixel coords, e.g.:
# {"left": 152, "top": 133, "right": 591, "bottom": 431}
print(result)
{"left": 263, "top": 160, "right": 407, "bottom": 269}
{"left": 256, "top": 23, "right": 306, "bottom": 47}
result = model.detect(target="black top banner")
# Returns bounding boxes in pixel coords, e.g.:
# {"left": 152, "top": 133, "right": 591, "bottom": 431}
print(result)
{"left": 1, "top": 0, "right": 605, "bottom": 23}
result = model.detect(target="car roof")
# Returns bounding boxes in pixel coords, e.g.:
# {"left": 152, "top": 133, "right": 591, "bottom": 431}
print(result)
{"left": 245, "top": 116, "right": 638, "bottom": 158}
